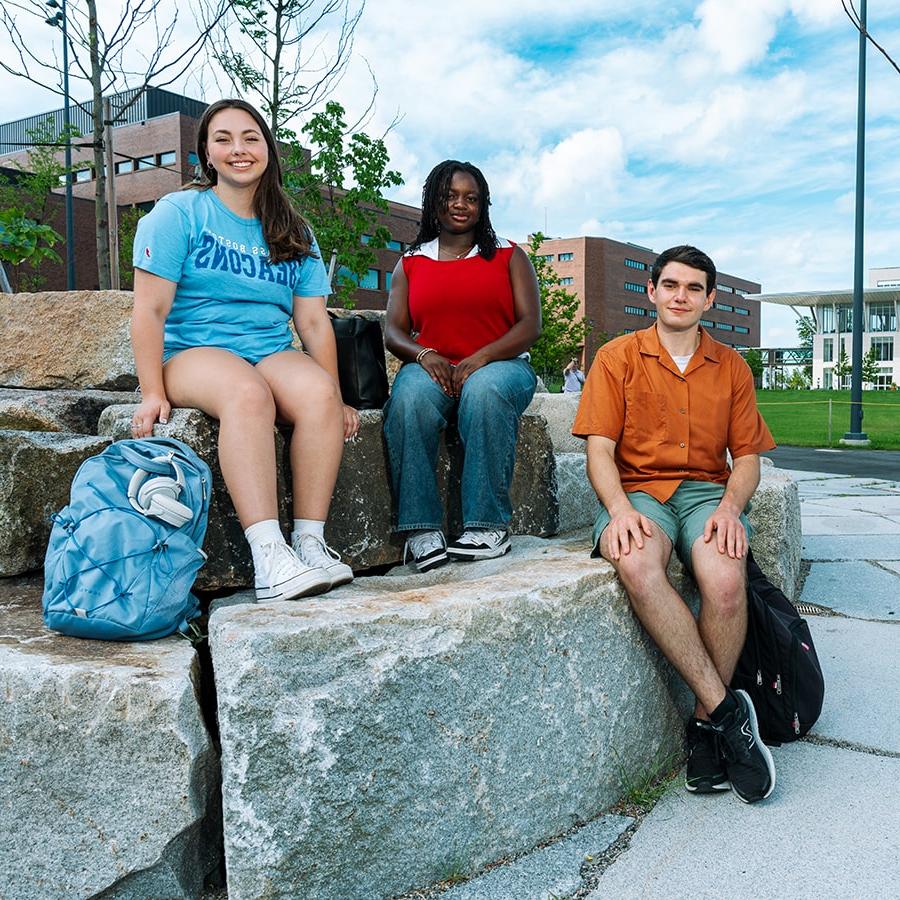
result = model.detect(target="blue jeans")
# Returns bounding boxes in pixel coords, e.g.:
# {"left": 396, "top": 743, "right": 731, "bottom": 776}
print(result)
{"left": 383, "top": 358, "right": 537, "bottom": 532}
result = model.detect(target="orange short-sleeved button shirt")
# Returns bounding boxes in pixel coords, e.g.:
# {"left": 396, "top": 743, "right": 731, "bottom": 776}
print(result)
{"left": 571, "top": 325, "right": 775, "bottom": 503}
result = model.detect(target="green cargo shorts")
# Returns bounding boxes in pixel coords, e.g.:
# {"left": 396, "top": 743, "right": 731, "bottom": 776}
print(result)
{"left": 592, "top": 480, "right": 753, "bottom": 570}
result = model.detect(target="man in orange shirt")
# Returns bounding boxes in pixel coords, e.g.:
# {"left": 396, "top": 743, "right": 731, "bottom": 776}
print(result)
{"left": 572, "top": 245, "right": 777, "bottom": 804}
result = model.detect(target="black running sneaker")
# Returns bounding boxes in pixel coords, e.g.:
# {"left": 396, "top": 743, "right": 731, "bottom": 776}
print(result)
{"left": 447, "top": 528, "right": 511, "bottom": 560}
{"left": 685, "top": 718, "right": 730, "bottom": 794}
{"left": 715, "top": 689, "right": 776, "bottom": 803}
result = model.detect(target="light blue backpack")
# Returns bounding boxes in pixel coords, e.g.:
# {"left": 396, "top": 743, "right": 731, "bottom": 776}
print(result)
{"left": 43, "top": 437, "right": 211, "bottom": 641}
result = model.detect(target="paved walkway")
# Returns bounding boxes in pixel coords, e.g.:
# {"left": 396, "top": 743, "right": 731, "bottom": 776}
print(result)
{"left": 440, "top": 469, "right": 900, "bottom": 900}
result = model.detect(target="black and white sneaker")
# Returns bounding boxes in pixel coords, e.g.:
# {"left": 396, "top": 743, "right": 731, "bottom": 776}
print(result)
{"left": 403, "top": 530, "right": 449, "bottom": 573}
{"left": 715, "top": 689, "right": 776, "bottom": 803}
{"left": 447, "top": 528, "right": 511, "bottom": 560}
{"left": 685, "top": 717, "right": 730, "bottom": 794}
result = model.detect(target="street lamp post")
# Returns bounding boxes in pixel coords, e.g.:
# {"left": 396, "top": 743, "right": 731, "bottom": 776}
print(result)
{"left": 843, "top": 0, "right": 869, "bottom": 444}
{"left": 45, "top": 0, "right": 75, "bottom": 290}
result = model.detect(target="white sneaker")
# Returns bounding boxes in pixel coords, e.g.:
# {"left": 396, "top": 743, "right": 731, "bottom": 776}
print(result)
{"left": 402, "top": 529, "right": 449, "bottom": 572}
{"left": 447, "top": 528, "right": 511, "bottom": 560}
{"left": 293, "top": 533, "right": 354, "bottom": 588}
{"left": 254, "top": 541, "right": 331, "bottom": 602}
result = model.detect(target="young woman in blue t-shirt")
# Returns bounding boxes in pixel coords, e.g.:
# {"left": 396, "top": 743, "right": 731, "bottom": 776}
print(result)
{"left": 130, "top": 98, "right": 358, "bottom": 601}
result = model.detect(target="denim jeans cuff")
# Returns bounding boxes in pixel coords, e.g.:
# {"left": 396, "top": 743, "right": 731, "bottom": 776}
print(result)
{"left": 463, "top": 520, "right": 509, "bottom": 530}
{"left": 395, "top": 523, "right": 444, "bottom": 534}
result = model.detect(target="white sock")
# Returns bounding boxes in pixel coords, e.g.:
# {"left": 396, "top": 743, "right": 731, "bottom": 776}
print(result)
{"left": 245, "top": 519, "right": 286, "bottom": 570}
{"left": 292, "top": 519, "right": 325, "bottom": 544}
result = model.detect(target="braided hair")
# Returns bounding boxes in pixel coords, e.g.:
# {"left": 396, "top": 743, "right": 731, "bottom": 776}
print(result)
{"left": 409, "top": 160, "right": 499, "bottom": 260}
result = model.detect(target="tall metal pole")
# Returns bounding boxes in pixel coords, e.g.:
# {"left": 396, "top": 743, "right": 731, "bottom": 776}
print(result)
{"left": 844, "top": 0, "right": 869, "bottom": 443}
{"left": 103, "top": 98, "right": 120, "bottom": 289}
{"left": 61, "top": 0, "right": 75, "bottom": 290}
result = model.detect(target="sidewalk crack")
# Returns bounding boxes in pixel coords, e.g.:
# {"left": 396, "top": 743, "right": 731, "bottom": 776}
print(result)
{"left": 803, "top": 733, "right": 900, "bottom": 760}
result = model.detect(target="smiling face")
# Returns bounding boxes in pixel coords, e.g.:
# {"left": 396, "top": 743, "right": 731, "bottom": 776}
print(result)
{"left": 204, "top": 107, "right": 269, "bottom": 192}
{"left": 648, "top": 261, "right": 715, "bottom": 334}
{"left": 436, "top": 170, "right": 481, "bottom": 235}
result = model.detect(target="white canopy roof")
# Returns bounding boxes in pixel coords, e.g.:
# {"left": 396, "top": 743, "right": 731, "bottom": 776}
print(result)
{"left": 756, "top": 287, "right": 900, "bottom": 306}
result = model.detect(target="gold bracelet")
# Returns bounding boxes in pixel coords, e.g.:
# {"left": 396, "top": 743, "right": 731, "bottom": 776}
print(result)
{"left": 415, "top": 347, "right": 436, "bottom": 364}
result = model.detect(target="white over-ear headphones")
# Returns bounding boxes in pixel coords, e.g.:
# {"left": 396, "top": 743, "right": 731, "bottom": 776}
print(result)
{"left": 127, "top": 453, "right": 193, "bottom": 527}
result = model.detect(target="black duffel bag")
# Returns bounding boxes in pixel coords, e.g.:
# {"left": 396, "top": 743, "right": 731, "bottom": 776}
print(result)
{"left": 731, "top": 549, "right": 825, "bottom": 744}
{"left": 330, "top": 313, "right": 389, "bottom": 410}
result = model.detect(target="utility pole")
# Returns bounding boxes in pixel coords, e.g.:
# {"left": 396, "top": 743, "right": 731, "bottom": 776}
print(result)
{"left": 843, "top": 0, "right": 870, "bottom": 445}
{"left": 103, "top": 99, "right": 120, "bottom": 289}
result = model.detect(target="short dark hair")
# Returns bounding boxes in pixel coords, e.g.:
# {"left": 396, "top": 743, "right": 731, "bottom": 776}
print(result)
{"left": 650, "top": 245, "right": 716, "bottom": 295}
{"left": 410, "top": 159, "right": 499, "bottom": 260}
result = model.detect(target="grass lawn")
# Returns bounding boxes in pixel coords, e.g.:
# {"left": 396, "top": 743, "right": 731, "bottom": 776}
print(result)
{"left": 755, "top": 389, "right": 900, "bottom": 450}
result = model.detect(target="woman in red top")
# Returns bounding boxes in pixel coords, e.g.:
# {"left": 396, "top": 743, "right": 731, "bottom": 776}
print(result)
{"left": 384, "top": 160, "right": 541, "bottom": 571}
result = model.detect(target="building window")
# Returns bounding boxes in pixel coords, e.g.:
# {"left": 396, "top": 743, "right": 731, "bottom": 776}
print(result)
{"left": 623, "top": 328, "right": 634, "bottom": 333}
{"left": 716, "top": 322, "right": 734, "bottom": 331}
{"left": 539, "top": 254, "right": 554, "bottom": 262}
{"left": 716, "top": 284, "right": 734, "bottom": 294}
{"left": 385, "top": 270, "right": 392, "bottom": 293}
{"left": 648, "top": 309, "right": 657, "bottom": 318}
{"left": 735, "top": 325, "right": 749, "bottom": 334}
{"left": 559, "top": 276, "right": 574, "bottom": 285}
{"left": 624, "top": 305, "right": 647, "bottom": 316}
{"left": 558, "top": 252, "right": 574, "bottom": 261}
{"left": 734, "top": 288, "right": 748, "bottom": 295}
{"left": 387, "top": 239, "right": 403, "bottom": 252}
{"left": 75, "top": 167, "right": 93, "bottom": 182}
{"left": 624, "top": 258, "right": 646, "bottom": 270}
{"left": 700, "top": 319, "right": 714, "bottom": 328}
{"left": 137, "top": 155, "right": 155, "bottom": 171}
{"left": 360, "top": 233, "right": 372, "bottom": 244}
{"left": 871, "top": 337, "right": 894, "bottom": 361}
{"left": 624, "top": 281, "right": 646, "bottom": 294}
{"left": 158, "top": 150, "right": 176, "bottom": 166}
{"left": 338, "top": 266, "right": 379, "bottom": 290}
{"left": 115, "top": 159, "right": 134, "bottom": 174}
{"left": 823, "top": 369, "right": 833, "bottom": 390}
{"left": 868, "top": 302, "right": 897, "bottom": 332}
{"left": 734, "top": 306, "right": 750, "bottom": 316}
{"left": 188, "top": 151, "right": 199, "bottom": 166}
{"left": 823, "top": 338, "right": 834, "bottom": 362}
{"left": 713, "top": 302, "right": 734, "bottom": 313}
{"left": 821, "top": 306, "right": 835, "bottom": 333}
{"left": 837, "top": 304, "right": 852, "bottom": 332}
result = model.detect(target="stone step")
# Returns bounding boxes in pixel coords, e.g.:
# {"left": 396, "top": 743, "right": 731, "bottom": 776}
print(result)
{"left": 0, "top": 430, "right": 111, "bottom": 576}
{"left": 208, "top": 534, "right": 698, "bottom": 900}
{"left": 98, "top": 405, "right": 559, "bottom": 590}
{"left": 0, "top": 577, "right": 221, "bottom": 900}
{"left": 0, "top": 387, "right": 139, "bottom": 433}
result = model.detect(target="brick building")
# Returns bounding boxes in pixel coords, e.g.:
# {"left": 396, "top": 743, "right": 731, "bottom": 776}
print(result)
{"left": 0, "top": 88, "right": 419, "bottom": 301}
{"left": 535, "top": 236, "right": 762, "bottom": 364}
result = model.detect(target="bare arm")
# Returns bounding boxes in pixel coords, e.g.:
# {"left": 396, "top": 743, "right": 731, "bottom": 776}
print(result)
{"left": 586, "top": 434, "right": 653, "bottom": 560}
{"left": 702, "top": 453, "right": 760, "bottom": 558}
{"left": 293, "top": 295, "right": 359, "bottom": 439}
{"left": 130, "top": 268, "right": 176, "bottom": 437}
{"left": 452, "top": 245, "right": 542, "bottom": 390}
{"left": 384, "top": 259, "right": 455, "bottom": 396}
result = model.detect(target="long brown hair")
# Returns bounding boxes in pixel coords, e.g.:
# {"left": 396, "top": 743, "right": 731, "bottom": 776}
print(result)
{"left": 190, "top": 98, "right": 315, "bottom": 264}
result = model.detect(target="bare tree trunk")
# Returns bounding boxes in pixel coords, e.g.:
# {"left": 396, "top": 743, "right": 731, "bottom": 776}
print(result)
{"left": 270, "top": 0, "right": 285, "bottom": 136}
{"left": 87, "top": 0, "right": 110, "bottom": 289}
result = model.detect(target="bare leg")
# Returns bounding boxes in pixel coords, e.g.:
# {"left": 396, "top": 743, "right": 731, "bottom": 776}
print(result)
{"left": 255, "top": 350, "right": 344, "bottom": 521}
{"left": 163, "top": 348, "right": 278, "bottom": 528}
{"left": 690, "top": 537, "right": 748, "bottom": 719}
{"left": 600, "top": 522, "right": 727, "bottom": 715}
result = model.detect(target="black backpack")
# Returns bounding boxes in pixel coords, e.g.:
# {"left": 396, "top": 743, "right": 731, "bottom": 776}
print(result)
{"left": 731, "top": 550, "right": 825, "bottom": 744}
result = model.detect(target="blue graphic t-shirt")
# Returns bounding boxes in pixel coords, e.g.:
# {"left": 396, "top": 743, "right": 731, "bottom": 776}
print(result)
{"left": 133, "top": 189, "right": 332, "bottom": 364}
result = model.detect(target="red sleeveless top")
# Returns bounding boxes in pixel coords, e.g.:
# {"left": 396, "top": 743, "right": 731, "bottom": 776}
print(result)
{"left": 403, "top": 243, "right": 516, "bottom": 364}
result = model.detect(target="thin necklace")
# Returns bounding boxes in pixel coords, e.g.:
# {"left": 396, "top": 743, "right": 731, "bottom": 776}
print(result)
{"left": 438, "top": 241, "right": 474, "bottom": 260}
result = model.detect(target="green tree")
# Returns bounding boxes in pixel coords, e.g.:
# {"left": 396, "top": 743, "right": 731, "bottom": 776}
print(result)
{"left": 787, "top": 368, "right": 809, "bottom": 390}
{"left": 744, "top": 348, "right": 763, "bottom": 381}
{"left": 526, "top": 232, "right": 593, "bottom": 375}
{"left": 795, "top": 314, "right": 815, "bottom": 379}
{"left": 284, "top": 101, "right": 402, "bottom": 308}
{"left": 117, "top": 206, "right": 147, "bottom": 290}
{"left": 0, "top": 208, "right": 61, "bottom": 291}
{"left": 861, "top": 346, "right": 880, "bottom": 387}
{"left": 832, "top": 344, "right": 850, "bottom": 389}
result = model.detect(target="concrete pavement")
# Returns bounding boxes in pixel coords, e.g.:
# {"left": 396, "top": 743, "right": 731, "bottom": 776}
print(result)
{"left": 433, "top": 468, "right": 900, "bottom": 899}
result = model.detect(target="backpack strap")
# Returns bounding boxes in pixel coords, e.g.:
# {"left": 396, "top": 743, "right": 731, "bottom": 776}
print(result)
{"left": 119, "top": 442, "right": 180, "bottom": 475}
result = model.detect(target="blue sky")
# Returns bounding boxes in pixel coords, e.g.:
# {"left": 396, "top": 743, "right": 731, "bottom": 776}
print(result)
{"left": 3, "top": 0, "right": 900, "bottom": 346}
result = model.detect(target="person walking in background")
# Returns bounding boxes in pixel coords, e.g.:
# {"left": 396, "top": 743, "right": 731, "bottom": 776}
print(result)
{"left": 383, "top": 160, "right": 541, "bottom": 572}
{"left": 130, "top": 98, "right": 357, "bottom": 602}
{"left": 563, "top": 357, "right": 585, "bottom": 393}
{"left": 572, "top": 245, "right": 777, "bottom": 804}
